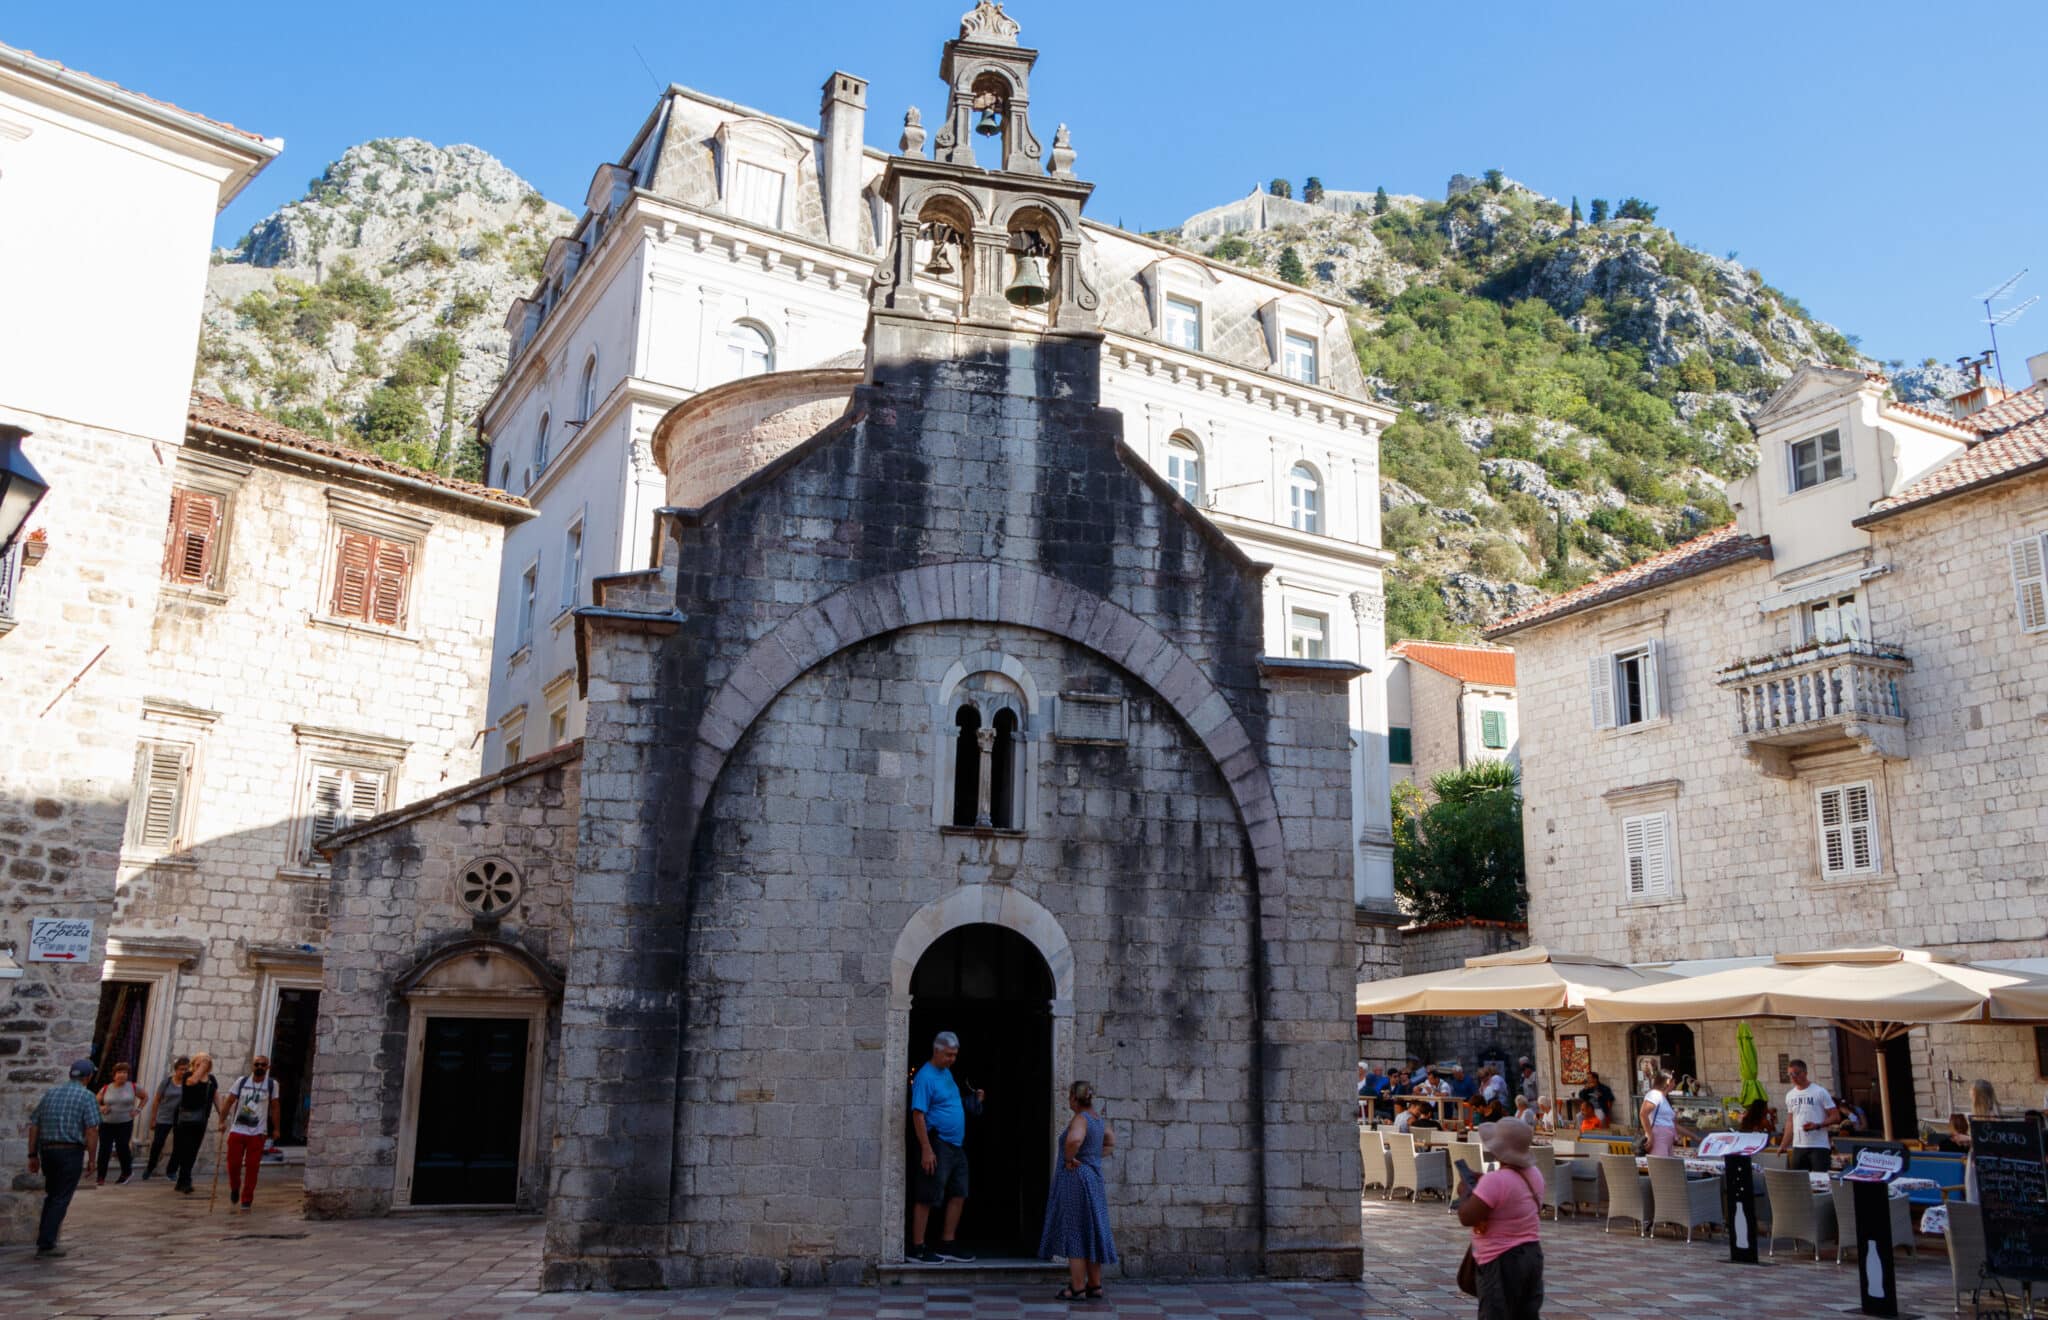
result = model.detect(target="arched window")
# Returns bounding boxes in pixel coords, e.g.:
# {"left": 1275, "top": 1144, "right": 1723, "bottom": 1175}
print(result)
{"left": 498, "top": 460, "right": 511, "bottom": 491}
{"left": 989, "top": 709, "right": 1018, "bottom": 830}
{"left": 1288, "top": 462, "right": 1321, "bottom": 534}
{"left": 579, "top": 354, "right": 598, "bottom": 421}
{"left": 1165, "top": 435, "right": 1203, "bottom": 504}
{"left": 951, "top": 706, "right": 982, "bottom": 827}
{"left": 534, "top": 411, "right": 551, "bottom": 472}
{"left": 725, "top": 323, "right": 774, "bottom": 380}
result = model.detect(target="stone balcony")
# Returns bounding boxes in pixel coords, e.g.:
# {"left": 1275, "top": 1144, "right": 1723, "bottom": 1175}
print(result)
{"left": 1715, "top": 639, "right": 1911, "bottom": 776}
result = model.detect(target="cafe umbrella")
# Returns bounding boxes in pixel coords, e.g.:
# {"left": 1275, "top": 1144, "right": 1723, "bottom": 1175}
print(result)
{"left": 1586, "top": 946, "right": 2048, "bottom": 1139}
{"left": 1735, "top": 1020, "right": 1767, "bottom": 1109}
{"left": 1356, "top": 945, "right": 1677, "bottom": 1116}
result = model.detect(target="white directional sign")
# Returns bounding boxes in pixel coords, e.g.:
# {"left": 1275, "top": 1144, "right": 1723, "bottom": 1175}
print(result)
{"left": 27, "top": 918, "right": 93, "bottom": 963}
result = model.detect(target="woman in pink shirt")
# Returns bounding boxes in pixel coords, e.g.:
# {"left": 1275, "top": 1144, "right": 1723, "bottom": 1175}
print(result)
{"left": 1456, "top": 1118, "right": 1545, "bottom": 1319}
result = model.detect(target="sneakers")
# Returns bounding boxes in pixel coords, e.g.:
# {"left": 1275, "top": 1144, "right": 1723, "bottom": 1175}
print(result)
{"left": 116, "top": 1172, "right": 132, "bottom": 1185}
{"left": 906, "top": 1245, "right": 939, "bottom": 1263}
{"left": 933, "top": 1245, "right": 976, "bottom": 1263}
{"left": 35, "top": 1246, "right": 66, "bottom": 1259}
{"left": 92, "top": 1177, "right": 103, "bottom": 1188}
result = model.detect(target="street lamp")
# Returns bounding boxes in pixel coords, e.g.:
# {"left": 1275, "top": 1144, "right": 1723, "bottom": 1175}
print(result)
{"left": 0, "top": 425, "right": 49, "bottom": 555}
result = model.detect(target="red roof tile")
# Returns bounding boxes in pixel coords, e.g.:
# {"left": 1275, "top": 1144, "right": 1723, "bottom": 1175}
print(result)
{"left": 1882, "top": 398, "right": 1972, "bottom": 432}
{"left": 3, "top": 44, "right": 273, "bottom": 147}
{"left": 1858, "top": 384, "right": 2048, "bottom": 525}
{"left": 1391, "top": 641, "right": 1517, "bottom": 687}
{"left": 187, "top": 393, "right": 532, "bottom": 517}
{"left": 1484, "top": 524, "right": 1772, "bottom": 638}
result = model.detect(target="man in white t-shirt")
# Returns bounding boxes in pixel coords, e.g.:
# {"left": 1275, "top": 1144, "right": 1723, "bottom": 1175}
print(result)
{"left": 1775, "top": 1058, "right": 1840, "bottom": 1173}
{"left": 216, "top": 1054, "right": 280, "bottom": 1213}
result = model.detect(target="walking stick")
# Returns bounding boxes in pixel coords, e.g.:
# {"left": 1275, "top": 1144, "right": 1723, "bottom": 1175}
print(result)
{"left": 206, "top": 1122, "right": 227, "bottom": 1213}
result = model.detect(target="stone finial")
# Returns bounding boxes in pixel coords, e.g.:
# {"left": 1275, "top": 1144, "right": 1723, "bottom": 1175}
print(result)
{"left": 900, "top": 107, "right": 927, "bottom": 157}
{"left": 1047, "top": 124, "right": 1076, "bottom": 179}
{"left": 959, "top": 0, "right": 1021, "bottom": 44}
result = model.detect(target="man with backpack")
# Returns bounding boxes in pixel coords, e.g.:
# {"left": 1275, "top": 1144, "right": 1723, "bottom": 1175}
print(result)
{"left": 217, "top": 1054, "right": 279, "bottom": 1213}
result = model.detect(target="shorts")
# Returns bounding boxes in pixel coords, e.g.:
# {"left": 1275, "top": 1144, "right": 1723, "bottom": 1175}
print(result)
{"left": 1788, "top": 1146, "right": 1832, "bottom": 1173}
{"left": 916, "top": 1138, "right": 969, "bottom": 1206}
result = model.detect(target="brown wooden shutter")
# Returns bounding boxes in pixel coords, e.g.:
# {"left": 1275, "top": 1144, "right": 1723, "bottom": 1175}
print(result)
{"left": 331, "top": 529, "right": 375, "bottom": 620}
{"left": 367, "top": 538, "right": 413, "bottom": 628}
{"left": 161, "top": 489, "right": 221, "bottom": 587}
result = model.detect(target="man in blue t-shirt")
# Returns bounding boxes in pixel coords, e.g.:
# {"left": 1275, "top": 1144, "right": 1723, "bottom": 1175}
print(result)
{"left": 909, "top": 1031, "right": 985, "bottom": 1263}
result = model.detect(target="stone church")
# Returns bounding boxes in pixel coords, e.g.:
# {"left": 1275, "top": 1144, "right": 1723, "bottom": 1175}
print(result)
{"left": 310, "top": 4, "right": 1364, "bottom": 1289}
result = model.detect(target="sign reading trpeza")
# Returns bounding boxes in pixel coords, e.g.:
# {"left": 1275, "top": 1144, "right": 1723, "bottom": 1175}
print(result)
{"left": 27, "top": 918, "right": 94, "bottom": 963}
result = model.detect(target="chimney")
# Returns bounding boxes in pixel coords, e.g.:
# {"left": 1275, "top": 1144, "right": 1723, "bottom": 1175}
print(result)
{"left": 2029, "top": 350, "right": 2048, "bottom": 389}
{"left": 819, "top": 71, "right": 868, "bottom": 251}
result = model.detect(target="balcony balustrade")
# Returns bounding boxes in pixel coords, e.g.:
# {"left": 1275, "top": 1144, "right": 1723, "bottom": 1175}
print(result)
{"left": 1715, "top": 640, "right": 1910, "bottom": 775}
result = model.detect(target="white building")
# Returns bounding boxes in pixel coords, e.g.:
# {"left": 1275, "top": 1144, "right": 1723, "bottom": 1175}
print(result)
{"left": 1488, "top": 358, "right": 2048, "bottom": 1133}
{"left": 477, "top": 44, "right": 1404, "bottom": 914}
{"left": 1385, "top": 640, "right": 1519, "bottom": 786}
{"left": 0, "top": 42, "right": 277, "bottom": 1241}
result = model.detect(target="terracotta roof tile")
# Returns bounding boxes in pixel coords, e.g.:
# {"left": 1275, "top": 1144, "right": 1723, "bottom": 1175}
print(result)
{"left": 1858, "top": 384, "right": 2048, "bottom": 525}
{"left": 187, "top": 393, "right": 531, "bottom": 516}
{"left": 1484, "top": 524, "right": 1772, "bottom": 638}
{"left": 3, "top": 44, "right": 273, "bottom": 146}
{"left": 1881, "top": 398, "right": 1972, "bottom": 432}
{"left": 1390, "top": 641, "right": 1517, "bottom": 687}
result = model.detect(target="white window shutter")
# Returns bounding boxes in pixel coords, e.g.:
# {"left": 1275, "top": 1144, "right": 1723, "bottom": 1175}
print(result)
{"left": 346, "top": 769, "right": 385, "bottom": 829}
{"left": 131, "top": 742, "right": 186, "bottom": 850}
{"left": 1817, "top": 786, "right": 1847, "bottom": 877}
{"left": 308, "top": 766, "right": 347, "bottom": 853}
{"left": 1640, "top": 812, "right": 1671, "bottom": 897}
{"left": 1623, "top": 815, "right": 1648, "bottom": 896}
{"left": 1588, "top": 655, "right": 1616, "bottom": 730}
{"left": 1845, "top": 782, "right": 1876, "bottom": 872}
{"left": 2013, "top": 534, "right": 2048, "bottom": 633}
{"left": 1643, "top": 638, "right": 1666, "bottom": 721}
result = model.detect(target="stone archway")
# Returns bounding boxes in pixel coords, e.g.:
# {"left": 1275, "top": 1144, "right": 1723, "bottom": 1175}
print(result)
{"left": 881, "top": 885, "right": 1075, "bottom": 1264}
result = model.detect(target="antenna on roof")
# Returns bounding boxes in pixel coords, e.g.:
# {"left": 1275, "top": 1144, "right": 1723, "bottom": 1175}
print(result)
{"left": 630, "top": 43, "right": 662, "bottom": 95}
{"left": 1978, "top": 269, "right": 2035, "bottom": 390}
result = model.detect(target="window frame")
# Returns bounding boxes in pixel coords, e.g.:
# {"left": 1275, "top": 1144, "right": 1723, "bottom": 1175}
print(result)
{"left": 1164, "top": 435, "right": 1203, "bottom": 504}
{"left": 161, "top": 486, "right": 227, "bottom": 591}
{"left": 1621, "top": 810, "right": 1674, "bottom": 901}
{"left": 296, "top": 760, "right": 390, "bottom": 866}
{"left": 1388, "top": 726, "right": 1413, "bottom": 765}
{"left": 321, "top": 494, "right": 430, "bottom": 636}
{"left": 2011, "top": 531, "right": 2048, "bottom": 634}
{"left": 1287, "top": 462, "right": 1323, "bottom": 534}
{"left": 1282, "top": 330, "right": 1320, "bottom": 385}
{"left": 1815, "top": 780, "right": 1880, "bottom": 879}
{"left": 725, "top": 321, "right": 775, "bottom": 380}
{"left": 1479, "top": 708, "right": 1508, "bottom": 750}
{"left": 1287, "top": 608, "right": 1329, "bottom": 660}
{"left": 560, "top": 519, "right": 584, "bottom": 613}
{"left": 1788, "top": 428, "right": 1846, "bottom": 493}
{"left": 578, "top": 354, "right": 599, "bottom": 422}
{"left": 534, "top": 410, "right": 551, "bottom": 473}
{"left": 1163, "top": 295, "right": 1203, "bottom": 352}
{"left": 126, "top": 738, "right": 195, "bottom": 854}
{"left": 1590, "top": 640, "right": 1665, "bottom": 730}
{"left": 547, "top": 704, "right": 569, "bottom": 748}
{"left": 516, "top": 562, "right": 539, "bottom": 650}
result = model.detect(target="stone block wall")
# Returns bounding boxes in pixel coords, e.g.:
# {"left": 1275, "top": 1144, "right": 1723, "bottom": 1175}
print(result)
{"left": 305, "top": 747, "right": 579, "bottom": 1217}
{"left": 1353, "top": 911, "right": 1404, "bottom": 1071}
{"left": 1399, "top": 921, "right": 1534, "bottom": 1075}
{"left": 0, "top": 406, "right": 175, "bottom": 1242}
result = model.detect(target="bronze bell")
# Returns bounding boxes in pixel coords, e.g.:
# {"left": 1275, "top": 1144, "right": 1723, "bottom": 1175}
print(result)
{"left": 923, "top": 239, "right": 955, "bottom": 278}
{"left": 974, "top": 106, "right": 1002, "bottom": 138}
{"left": 1005, "top": 254, "right": 1050, "bottom": 307}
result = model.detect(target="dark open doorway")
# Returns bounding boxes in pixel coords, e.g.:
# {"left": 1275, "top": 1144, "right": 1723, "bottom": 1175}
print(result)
{"left": 1629, "top": 1022, "right": 1698, "bottom": 1090}
{"left": 91, "top": 980, "right": 150, "bottom": 1085}
{"left": 907, "top": 923, "right": 1053, "bottom": 1258}
{"left": 412, "top": 1016, "right": 528, "bottom": 1205}
{"left": 268, "top": 988, "right": 320, "bottom": 1146}
{"left": 1836, "top": 1029, "right": 1917, "bottom": 1137}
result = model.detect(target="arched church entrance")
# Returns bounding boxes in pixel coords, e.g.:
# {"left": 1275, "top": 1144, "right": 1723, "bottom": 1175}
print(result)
{"left": 906, "top": 923, "right": 1054, "bottom": 1258}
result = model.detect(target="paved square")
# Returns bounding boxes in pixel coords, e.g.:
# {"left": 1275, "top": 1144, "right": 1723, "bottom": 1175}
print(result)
{"left": 0, "top": 1170, "right": 1981, "bottom": 1317}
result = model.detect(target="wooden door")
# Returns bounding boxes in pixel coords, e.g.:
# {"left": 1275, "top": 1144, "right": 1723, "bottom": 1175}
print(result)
{"left": 412, "top": 1017, "right": 528, "bottom": 1205}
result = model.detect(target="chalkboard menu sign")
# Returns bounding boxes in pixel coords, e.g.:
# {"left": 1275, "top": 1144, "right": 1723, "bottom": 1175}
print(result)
{"left": 1973, "top": 1114, "right": 2048, "bottom": 1283}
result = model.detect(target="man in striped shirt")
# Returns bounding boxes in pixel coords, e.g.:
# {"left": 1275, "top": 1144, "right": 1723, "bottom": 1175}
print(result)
{"left": 26, "top": 1059, "right": 101, "bottom": 1258}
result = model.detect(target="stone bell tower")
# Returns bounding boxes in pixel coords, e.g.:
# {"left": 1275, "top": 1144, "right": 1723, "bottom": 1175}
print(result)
{"left": 870, "top": 1, "right": 1100, "bottom": 331}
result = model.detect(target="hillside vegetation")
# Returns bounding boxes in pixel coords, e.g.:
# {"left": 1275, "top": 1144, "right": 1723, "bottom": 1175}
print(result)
{"left": 1169, "top": 175, "right": 1922, "bottom": 638}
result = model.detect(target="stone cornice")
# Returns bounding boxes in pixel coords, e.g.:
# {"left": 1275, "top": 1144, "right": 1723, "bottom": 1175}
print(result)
{"left": 1101, "top": 335, "right": 1391, "bottom": 430}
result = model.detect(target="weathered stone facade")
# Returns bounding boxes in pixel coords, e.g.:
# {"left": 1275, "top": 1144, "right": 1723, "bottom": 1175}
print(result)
{"left": 1397, "top": 921, "right": 1536, "bottom": 1074}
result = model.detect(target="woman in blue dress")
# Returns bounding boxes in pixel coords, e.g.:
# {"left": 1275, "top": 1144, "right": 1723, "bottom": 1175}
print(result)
{"left": 1040, "top": 1080, "right": 1118, "bottom": 1301}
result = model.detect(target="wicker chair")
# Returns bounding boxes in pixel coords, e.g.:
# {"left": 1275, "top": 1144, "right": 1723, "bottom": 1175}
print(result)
{"left": 1646, "top": 1155, "right": 1723, "bottom": 1242}
{"left": 1598, "top": 1153, "right": 1650, "bottom": 1236}
{"left": 1831, "top": 1180, "right": 1915, "bottom": 1265}
{"left": 1762, "top": 1167, "right": 1836, "bottom": 1260}
{"left": 1530, "top": 1146, "right": 1559, "bottom": 1217}
{"left": 1385, "top": 1130, "right": 1450, "bottom": 1203}
{"left": 1944, "top": 1199, "right": 2026, "bottom": 1316}
{"left": 1359, "top": 1127, "right": 1390, "bottom": 1192}
{"left": 1754, "top": 1151, "right": 1788, "bottom": 1170}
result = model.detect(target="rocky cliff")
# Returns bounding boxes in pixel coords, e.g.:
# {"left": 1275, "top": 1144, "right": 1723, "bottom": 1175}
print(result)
{"left": 1163, "top": 177, "right": 1948, "bottom": 638}
{"left": 199, "top": 139, "right": 574, "bottom": 478}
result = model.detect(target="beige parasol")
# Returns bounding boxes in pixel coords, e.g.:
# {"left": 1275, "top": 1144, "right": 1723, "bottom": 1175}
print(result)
{"left": 1584, "top": 945, "right": 2048, "bottom": 1138}
{"left": 1357, "top": 945, "right": 1676, "bottom": 1114}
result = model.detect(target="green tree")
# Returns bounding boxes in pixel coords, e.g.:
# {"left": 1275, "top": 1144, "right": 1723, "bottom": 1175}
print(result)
{"left": 1588, "top": 198, "right": 1609, "bottom": 224}
{"left": 1303, "top": 176, "right": 1324, "bottom": 204}
{"left": 1210, "top": 235, "right": 1251, "bottom": 262}
{"left": 1616, "top": 197, "right": 1658, "bottom": 222}
{"left": 1393, "top": 760, "right": 1525, "bottom": 922}
{"left": 1569, "top": 196, "right": 1582, "bottom": 231}
{"left": 1373, "top": 185, "right": 1390, "bottom": 215}
{"left": 1268, "top": 177, "right": 1293, "bottom": 199}
{"left": 1276, "top": 245, "right": 1308, "bottom": 286}
{"left": 1483, "top": 168, "right": 1505, "bottom": 193}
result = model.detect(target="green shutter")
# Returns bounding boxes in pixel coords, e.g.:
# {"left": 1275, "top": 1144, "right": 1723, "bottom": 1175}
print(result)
{"left": 1481, "top": 710, "right": 1507, "bottom": 749}
{"left": 1388, "top": 727, "right": 1412, "bottom": 764}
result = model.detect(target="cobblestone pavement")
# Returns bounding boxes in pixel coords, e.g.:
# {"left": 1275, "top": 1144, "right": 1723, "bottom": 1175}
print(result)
{"left": 0, "top": 1169, "right": 1976, "bottom": 1317}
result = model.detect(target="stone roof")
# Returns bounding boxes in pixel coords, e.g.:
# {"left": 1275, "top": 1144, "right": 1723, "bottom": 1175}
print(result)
{"left": 1484, "top": 525, "right": 1773, "bottom": 639}
{"left": 0, "top": 43, "right": 275, "bottom": 148}
{"left": 1857, "top": 383, "right": 2048, "bottom": 525}
{"left": 1390, "top": 640, "right": 1516, "bottom": 688}
{"left": 188, "top": 393, "right": 533, "bottom": 519}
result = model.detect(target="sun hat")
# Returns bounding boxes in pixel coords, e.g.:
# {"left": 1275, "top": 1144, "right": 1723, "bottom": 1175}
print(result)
{"left": 1476, "top": 1117, "right": 1535, "bottom": 1169}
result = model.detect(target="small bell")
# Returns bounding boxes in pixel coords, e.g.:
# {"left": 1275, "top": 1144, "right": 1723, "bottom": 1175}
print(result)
{"left": 974, "top": 106, "right": 1002, "bottom": 138}
{"left": 923, "top": 240, "right": 955, "bottom": 278}
{"left": 1005, "top": 254, "right": 1050, "bottom": 307}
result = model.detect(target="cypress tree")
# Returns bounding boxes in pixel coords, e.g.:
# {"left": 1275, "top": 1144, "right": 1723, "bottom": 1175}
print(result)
{"left": 1276, "top": 246, "right": 1308, "bottom": 286}
{"left": 1373, "top": 185, "right": 1389, "bottom": 215}
{"left": 1588, "top": 198, "right": 1609, "bottom": 224}
{"left": 1303, "top": 176, "right": 1324, "bottom": 204}
{"left": 1268, "top": 177, "right": 1293, "bottom": 200}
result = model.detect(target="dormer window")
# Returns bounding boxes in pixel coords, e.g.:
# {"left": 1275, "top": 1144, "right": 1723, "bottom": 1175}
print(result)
{"left": 715, "top": 118, "right": 805, "bottom": 234}
{"left": 1164, "top": 296, "right": 1203, "bottom": 351}
{"left": 1790, "top": 429, "right": 1844, "bottom": 492}
{"left": 731, "top": 161, "right": 786, "bottom": 229}
{"left": 1283, "top": 332, "right": 1319, "bottom": 385}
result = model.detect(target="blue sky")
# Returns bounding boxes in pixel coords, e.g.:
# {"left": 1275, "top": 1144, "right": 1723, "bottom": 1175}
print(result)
{"left": 14, "top": 1, "right": 2046, "bottom": 368}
